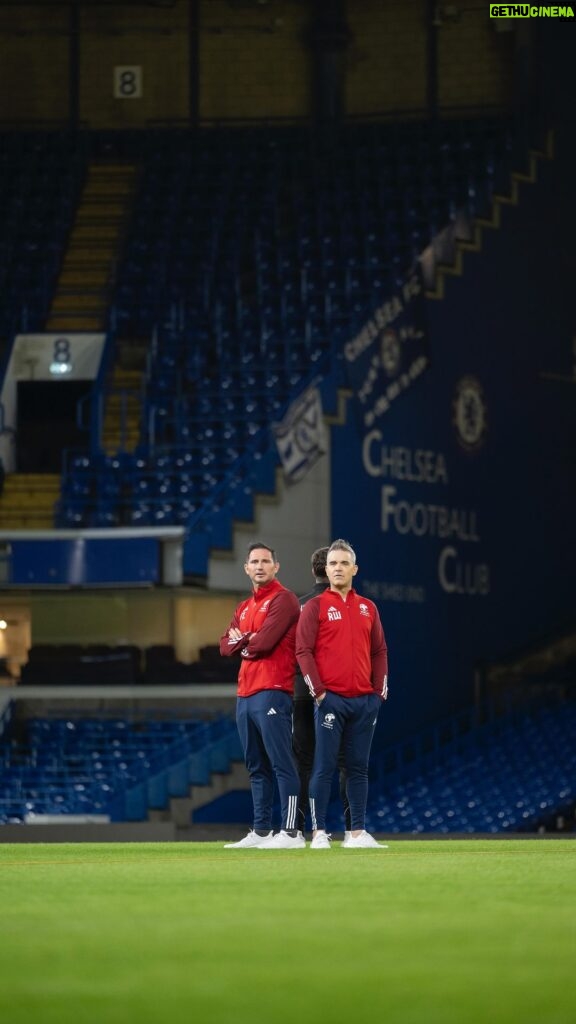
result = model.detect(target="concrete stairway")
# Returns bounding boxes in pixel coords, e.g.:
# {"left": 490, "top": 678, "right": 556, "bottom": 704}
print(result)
{"left": 0, "top": 474, "right": 60, "bottom": 529}
{"left": 46, "top": 163, "right": 137, "bottom": 333}
{"left": 149, "top": 762, "right": 250, "bottom": 828}
{"left": 101, "top": 368, "right": 142, "bottom": 454}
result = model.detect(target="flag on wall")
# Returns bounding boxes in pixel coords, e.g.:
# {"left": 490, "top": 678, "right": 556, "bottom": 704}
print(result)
{"left": 272, "top": 387, "right": 327, "bottom": 483}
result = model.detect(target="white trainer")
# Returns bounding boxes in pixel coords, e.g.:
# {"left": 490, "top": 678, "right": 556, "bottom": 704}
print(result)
{"left": 256, "top": 830, "right": 306, "bottom": 849}
{"left": 224, "top": 830, "right": 273, "bottom": 849}
{"left": 343, "top": 831, "right": 388, "bottom": 849}
{"left": 341, "top": 831, "right": 352, "bottom": 847}
{"left": 310, "top": 830, "right": 332, "bottom": 850}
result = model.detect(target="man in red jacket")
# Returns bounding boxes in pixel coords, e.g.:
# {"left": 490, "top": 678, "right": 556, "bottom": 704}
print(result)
{"left": 219, "top": 542, "right": 304, "bottom": 849}
{"left": 293, "top": 546, "right": 351, "bottom": 838}
{"left": 296, "top": 538, "right": 389, "bottom": 850}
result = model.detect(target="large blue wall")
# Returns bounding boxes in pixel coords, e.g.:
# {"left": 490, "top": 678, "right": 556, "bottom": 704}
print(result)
{"left": 331, "top": 114, "right": 576, "bottom": 747}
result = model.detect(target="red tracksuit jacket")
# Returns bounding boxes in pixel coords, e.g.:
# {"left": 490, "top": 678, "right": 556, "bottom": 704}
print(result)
{"left": 219, "top": 579, "right": 300, "bottom": 697}
{"left": 295, "top": 587, "right": 388, "bottom": 700}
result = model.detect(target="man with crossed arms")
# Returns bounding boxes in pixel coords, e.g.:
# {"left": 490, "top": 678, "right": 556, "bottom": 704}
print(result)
{"left": 220, "top": 542, "right": 304, "bottom": 849}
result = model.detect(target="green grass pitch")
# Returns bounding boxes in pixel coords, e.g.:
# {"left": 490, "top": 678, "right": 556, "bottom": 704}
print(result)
{"left": 0, "top": 839, "right": 574, "bottom": 1024}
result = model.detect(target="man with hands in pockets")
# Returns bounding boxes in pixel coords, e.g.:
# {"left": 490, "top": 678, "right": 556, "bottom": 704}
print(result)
{"left": 295, "top": 539, "right": 389, "bottom": 850}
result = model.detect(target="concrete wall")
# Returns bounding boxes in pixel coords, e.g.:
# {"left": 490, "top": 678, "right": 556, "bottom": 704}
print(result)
{"left": 0, "top": 1, "right": 515, "bottom": 126}
{"left": 27, "top": 589, "right": 240, "bottom": 663}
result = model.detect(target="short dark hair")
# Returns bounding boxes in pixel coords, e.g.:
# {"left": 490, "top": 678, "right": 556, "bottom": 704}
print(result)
{"left": 246, "top": 542, "right": 277, "bottom": 562}
{"left": 310, "top": 546, "right": 329, "bottom": 580}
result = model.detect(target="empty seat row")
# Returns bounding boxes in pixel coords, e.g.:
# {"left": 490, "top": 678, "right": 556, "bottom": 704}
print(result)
{"left": 360, "top": 701, "right": 576, "bottom": 835}
{"left": 0, "top": 712, "right": 243, "bottom": 824}
{"left": 19, "top": 643, "right": 237, "bottom": 686}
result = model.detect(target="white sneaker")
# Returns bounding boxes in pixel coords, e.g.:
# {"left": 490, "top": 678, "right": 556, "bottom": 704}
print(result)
{"left": 310, "top": 830, "right": 332, "bottom": 849}
{"left": 343, "top": 831, "right": 388, "bottom": 849}
{"left": 224, "top": 830, "right": 273, "bottom": 849}
{"left": 256, "top": 830, "right": 306, "bottom": 849}
{"left": 341, "top": 831, "right": 352, "bottom": 847}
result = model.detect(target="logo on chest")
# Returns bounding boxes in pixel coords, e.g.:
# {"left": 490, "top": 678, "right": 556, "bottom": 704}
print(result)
{"left": 327, "top": 606, "right": 342, "bottom": 622}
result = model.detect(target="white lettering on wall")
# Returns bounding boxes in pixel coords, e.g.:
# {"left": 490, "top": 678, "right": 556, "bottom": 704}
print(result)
{"left": 380, "top": 486, "right": 480, "bottom": 542}
{"left": 360, "top": 435, "right": 491, "bottom": 599}
{"left": 344, "top": 297, "right": 404, "bottom": 363}
{"left": 363, "top": 433, "right": 448, "bottom": 483}
{"left": 362, "top": 579, "right": 426, "bottom": 603}
{"left": 438, "top": 546, "right": 490, "bottom": 596}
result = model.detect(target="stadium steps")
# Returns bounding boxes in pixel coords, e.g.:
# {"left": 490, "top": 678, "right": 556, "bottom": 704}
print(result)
{"left": 0, "top": 473, "right": 60, "bottom": 529}
{"left": 101, "top": 368, "right": 142, "bottom": 453}
{"left": 425, "top": 131, "right": 553, "bottom": 302}
{"left": 127, "top": 723, "right": 245, "bottom": 822}
{"left": 46, "top": 162, "right": 137, "bottom": 332}
{"left": 149, "top": 760, "right": 249, "bottom": 827}
{"left": 175, "top": 371, "right": 342, "bottom": 577}
{"left": 144, "top": 728, "right": 246, "bottom": 826}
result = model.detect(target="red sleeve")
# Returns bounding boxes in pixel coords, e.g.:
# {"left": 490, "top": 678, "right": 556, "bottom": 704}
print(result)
{"left": 219, "top": 605, "right": 249, "bottom": 658}
{"left": 370, "top": 609, "right": 389, "bottom": 698}
{"left": 295, "top": 597, "right": 324, "bottom": 699}
{"left": 240, "top": 590, "right": 300, "bottom": 660}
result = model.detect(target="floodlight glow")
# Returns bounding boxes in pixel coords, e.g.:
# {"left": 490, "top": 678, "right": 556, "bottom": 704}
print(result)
{"left": 49, "top": 362, "right": 72, "bottom": 375}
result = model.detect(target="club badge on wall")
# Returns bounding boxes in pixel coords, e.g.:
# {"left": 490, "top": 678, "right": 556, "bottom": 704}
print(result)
{"left": 452, "top": 376, "right": 487, "bottom": 452}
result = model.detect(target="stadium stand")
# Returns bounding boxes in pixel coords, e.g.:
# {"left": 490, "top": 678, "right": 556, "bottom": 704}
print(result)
{"left": 182, "top": 696, "right": 576, "bottom": 835}
{"left": 51, "top": 116, "right": 515, "bottom": 531}
{"left": 363, "top": 698, "right": 576, "bottom": 835}
{"left": 2, "top": 697, "right": 573, "bottom": 834}
{"left": 0, "top": 713, "right": 243, "bottom": 825}
{"left": 0, "top": 115, "right": 517, "bottom": 538}
{"left": 0, "top": 130, "right": 87, "bottom": 342}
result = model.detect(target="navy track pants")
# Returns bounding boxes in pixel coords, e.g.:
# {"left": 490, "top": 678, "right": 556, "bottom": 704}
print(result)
{"left": 309, "top": 691, "right": 381, "bottom": 832}
{"left": 236, "top": 690, "right": 300, "bottom": 832}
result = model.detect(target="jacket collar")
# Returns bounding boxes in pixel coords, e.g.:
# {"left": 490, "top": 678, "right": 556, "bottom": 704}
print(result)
{"left": 327, "top": 586, "right": 357, "bottom": 601}
{"left": 252, "top": 579, "right": 282, "bottom": 601}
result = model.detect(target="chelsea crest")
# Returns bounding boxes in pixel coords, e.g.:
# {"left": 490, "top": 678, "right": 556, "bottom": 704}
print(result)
{"left": 452, "top": 376, "right": 487, "bottom": 452}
